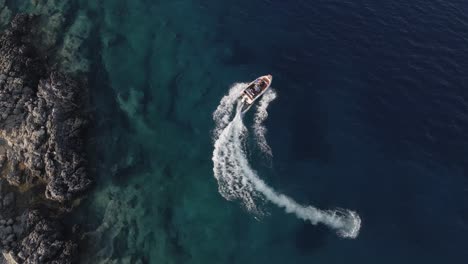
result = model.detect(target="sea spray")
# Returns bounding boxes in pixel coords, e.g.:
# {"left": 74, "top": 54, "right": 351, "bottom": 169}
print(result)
{"left": 213, "top": 83, "right": 247, "bottom": 139}
{"left": 253, "top": 89, "right": 277, "bottom": 158}
{"left": 213, "top": 83, "right": 265, "bottom": 213}
{"left": 212, "top": 83, "right": 361, "bottom": 238}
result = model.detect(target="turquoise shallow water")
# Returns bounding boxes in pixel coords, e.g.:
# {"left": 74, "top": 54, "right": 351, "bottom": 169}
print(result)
{"left": 74, "top": 1, "right": 352, "bottom": 263}
{"left": 3, "top": 0, "right": 468, "bottom": 263}
{"left": 76, "top": 1, "right": 304, "bottom": 263}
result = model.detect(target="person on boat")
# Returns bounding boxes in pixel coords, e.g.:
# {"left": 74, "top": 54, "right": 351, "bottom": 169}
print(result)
{"left": 254, "top": 83, "right": 261, "bottom": 93}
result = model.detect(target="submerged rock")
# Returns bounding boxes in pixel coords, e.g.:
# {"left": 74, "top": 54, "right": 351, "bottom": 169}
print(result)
{"left": 28, "top": 0, "right": 91, "bottom": 74}
{"left": 58, "top": 11, "right": 92, "bottom": 73}
{"left": 0, "top": 0, "right": 11, "bottom": 28}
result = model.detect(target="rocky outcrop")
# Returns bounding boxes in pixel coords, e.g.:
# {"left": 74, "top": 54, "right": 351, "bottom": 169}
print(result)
{"left": 0, "top": 14, "right": 91, "bottom": 203}
{"left": 12, "top": 210, "right": 77, "bottom": 264}
{"left": 0, "top": 14, "right": 89, "bottom": 263}
{"left": 0, "top": 183, "right": 21, "bottom": 254}
{"left": 0, "top": 178, "right": 79, "bottom": 264}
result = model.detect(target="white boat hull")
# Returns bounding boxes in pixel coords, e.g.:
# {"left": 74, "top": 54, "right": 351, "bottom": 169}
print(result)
{"left": 240, "top": 75, "right": 272, "bottom": 113}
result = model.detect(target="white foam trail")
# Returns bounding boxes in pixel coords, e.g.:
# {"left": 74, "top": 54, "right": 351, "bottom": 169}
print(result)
{"left": 212, "top": 83, "right": 262, "bottom": 212}
{"left": 213, "top": 83, "right": 247, "bottom": 138}
{"left": 253, "top": 89, "right": 277, "bottom": 157}
{"left": 212, "top": 83, "right": 361, "bottom": 238}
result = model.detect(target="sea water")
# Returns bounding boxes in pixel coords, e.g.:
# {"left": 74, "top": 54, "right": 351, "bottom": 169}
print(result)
{"left": 4, "top": 0, "right": 468, "bottom": 263}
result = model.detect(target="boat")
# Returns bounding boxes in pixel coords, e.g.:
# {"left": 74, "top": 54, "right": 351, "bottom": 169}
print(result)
{"left": 240, "top": 74, "right": 272, "bottom": 113}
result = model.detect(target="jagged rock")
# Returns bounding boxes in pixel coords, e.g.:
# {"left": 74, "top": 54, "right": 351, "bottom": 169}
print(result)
{"left": 2, "top": 192, "right": 13, "bottom": 207}
{"left": 0, "top": 210, "right": 77, "bottom": 264}
{"left": 2, "top": 216, "right": 78, "bottom": 264}
{"left": 0, "top": 154, "right": 5, "bottom": 170}
{"left": 6, "top": 233, "right": 14, "bottom": 242}
{"left": 0, "top": 14, "right": 89, "bottom": 264}
{"left": 0, "top": 14, "right": 91, "bottom": 203}
{"left": 0, "top": 228, "right": 7, "bottom": 239}
{"left": 12, "top": 223, "right": 22, "bottom": 235}
{"left": 16, "top": 210, "right": 77, "bottom": 264}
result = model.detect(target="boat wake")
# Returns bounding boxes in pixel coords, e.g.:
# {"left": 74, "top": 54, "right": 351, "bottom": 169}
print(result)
{"left": 253, "top": 89, "right": 276, "bottom": 158}
{"left": 212, "top": 83, "right": 361, "bottom": 238}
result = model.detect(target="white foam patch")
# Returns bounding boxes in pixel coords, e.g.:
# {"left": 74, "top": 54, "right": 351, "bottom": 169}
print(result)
{"left": 212, "top": 83, "right": 263, "bottom": 213}
{"left": 253, "top": 89, "right": 277, "bottom": 157}
{"left": 212, "top": 83, "right": 361, "bottom": 238}
{"left": 213, "top": 83, "right": 247, "bottom": 138}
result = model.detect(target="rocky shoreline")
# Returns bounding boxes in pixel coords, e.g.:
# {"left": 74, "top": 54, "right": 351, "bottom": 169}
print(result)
{"left": 0, "top": 14, "right": 90, "bottom": 263}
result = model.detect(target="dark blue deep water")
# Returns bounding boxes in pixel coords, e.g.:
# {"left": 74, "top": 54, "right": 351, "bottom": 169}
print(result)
{"left": 6, "top": 0, "right": 468, "bottom": 263}
{"left": 211, "top": 1, "right": 468, "bottom": 262}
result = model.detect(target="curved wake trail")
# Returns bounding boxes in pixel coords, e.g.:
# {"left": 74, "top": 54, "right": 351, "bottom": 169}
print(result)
{"left": 212, "top": 83, "right": 361, "bottom": 238}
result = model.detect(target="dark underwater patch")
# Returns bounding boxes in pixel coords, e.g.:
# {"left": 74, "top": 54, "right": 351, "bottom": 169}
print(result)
{"left": 294, "top": 223, "right": 328, "bottom": 254}
{"left": 290, "top": 95, "right": 332, "bottom": 163}
{"left": 222, "top": 40, "right": 256, "bottom": 66}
